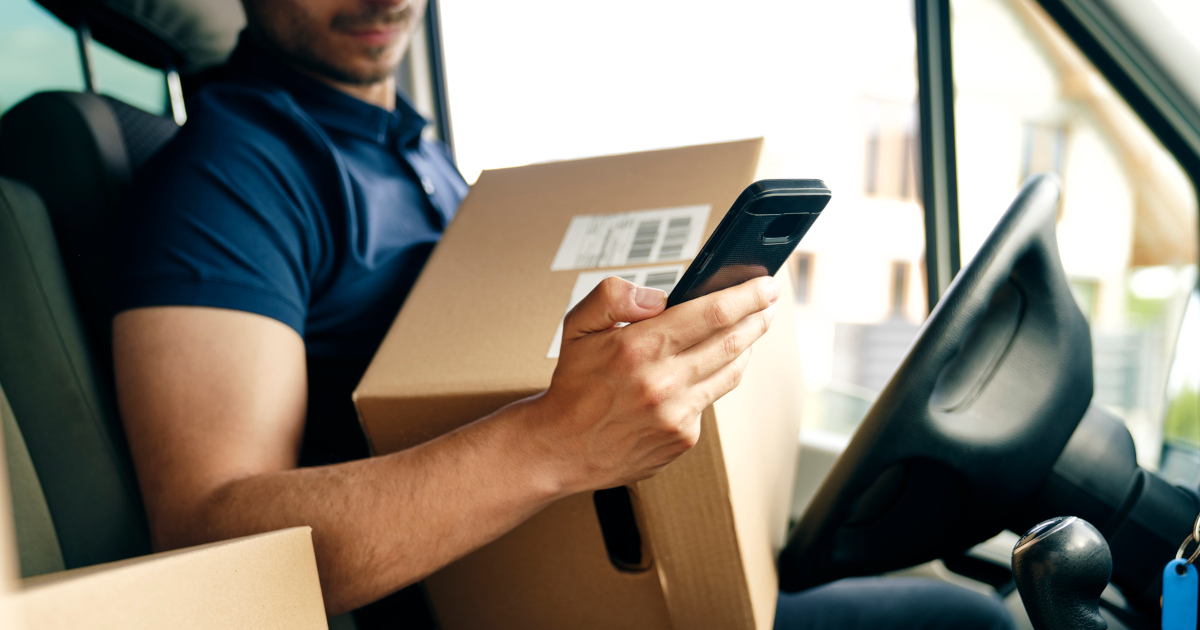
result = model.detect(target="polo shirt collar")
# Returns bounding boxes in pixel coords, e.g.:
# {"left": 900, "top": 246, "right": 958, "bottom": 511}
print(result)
{"left": 226, "top": 31, "right": 428, "bottom": 147}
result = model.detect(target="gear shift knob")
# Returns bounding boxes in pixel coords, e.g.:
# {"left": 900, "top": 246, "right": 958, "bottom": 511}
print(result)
{"left": 1012, "top": 516, "right": 1111, "bottom": 630}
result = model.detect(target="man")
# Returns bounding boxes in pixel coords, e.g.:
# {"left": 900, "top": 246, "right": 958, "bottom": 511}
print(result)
{"left": 111, "top": 0, "right": 1014, "bottom": 628}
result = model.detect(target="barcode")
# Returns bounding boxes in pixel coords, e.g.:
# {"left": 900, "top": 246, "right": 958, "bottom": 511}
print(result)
{"left": 658, "top": 217, "right": 691, "bottom": 261}
{"left": 626, "top": 220, "right": 660, "bottom": 263}
{"left": 644, "top": 270, "right": 680, "bottom": 292}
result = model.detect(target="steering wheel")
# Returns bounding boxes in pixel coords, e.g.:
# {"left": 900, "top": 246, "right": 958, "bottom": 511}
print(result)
{"left": 778, "top": 174, "right": 1094, "bottom": 591}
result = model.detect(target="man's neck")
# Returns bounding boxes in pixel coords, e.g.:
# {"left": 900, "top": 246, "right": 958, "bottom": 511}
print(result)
{"left": 308, "top": 73, "right": 397, "bottom": 111}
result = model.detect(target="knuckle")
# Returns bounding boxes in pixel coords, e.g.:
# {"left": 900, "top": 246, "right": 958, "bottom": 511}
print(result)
{"left": 730, "top": 353, "right": 752, "bottom": 385}
{"left": 642, "top": 329, "right": 668, "bottom": 356}
{"left": 596, "top": 276, "right": 631, "bottom": 306}
{"left": 753, "top": 282, "right": 770, "bottom": 309}
{"left": 706, "top": 297, "right": 735, "bottom": 329}
{"left": 723, "top": 329, "right": 743, "bottom": 358}
{"left": 598, "top": 275, "right": 629, "bottom": 294}
{"left": 658, "top": 416, "right": 684, "bottom": 438}
{"left": 638, "top": 378, "right": 672, "bottom": 408}
{"left": 709, "top": 355, "right": 748, "bottom": 397}
{"left": 615, "top": 335, "right": 655, "bottom": 367}
{"left": 676, "top": 416, "right": 701, "bottom": 450}
{"left": 730, "top": 364, "right": 747, "bottom": 388}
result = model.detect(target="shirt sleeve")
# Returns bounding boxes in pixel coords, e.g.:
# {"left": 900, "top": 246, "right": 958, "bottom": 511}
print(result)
{"left": 111, "top": 90, "right": 328, "bottom": 337}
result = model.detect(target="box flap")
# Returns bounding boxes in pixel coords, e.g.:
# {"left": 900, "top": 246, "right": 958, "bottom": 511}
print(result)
{"left": 16, "top": 527, "right": 328, "bottom": 629}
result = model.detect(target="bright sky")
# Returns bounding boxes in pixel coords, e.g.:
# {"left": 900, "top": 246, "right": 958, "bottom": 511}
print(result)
{"left": 440, "top": 0, "right": 917, "bottom": 184}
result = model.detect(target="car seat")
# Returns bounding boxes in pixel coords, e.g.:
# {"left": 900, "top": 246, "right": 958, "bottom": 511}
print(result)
{"left": 0, "top": 0, "right": 239, "bottom": 575}
{"left": 0, "top": 173, "right": 152, "bottom": 570}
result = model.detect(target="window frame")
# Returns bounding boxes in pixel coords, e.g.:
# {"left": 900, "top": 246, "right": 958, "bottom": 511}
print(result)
{"left": 915, "top": 0, "right": 963, "bottom": 310}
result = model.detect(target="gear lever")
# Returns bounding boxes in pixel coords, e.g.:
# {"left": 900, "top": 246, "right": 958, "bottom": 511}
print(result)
{"left": 1012, "top": 516, "right": 1111, "bottom": 630}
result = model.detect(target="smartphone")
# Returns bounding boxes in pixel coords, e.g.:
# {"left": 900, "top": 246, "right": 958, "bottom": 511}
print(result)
{"left": 666, "top": 179, "right": 831, "bottom": 308}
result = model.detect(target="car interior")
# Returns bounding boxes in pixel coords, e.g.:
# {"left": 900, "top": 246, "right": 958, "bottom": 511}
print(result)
{"left": 2, "top": 0, "right": 1200, "bottom": 629}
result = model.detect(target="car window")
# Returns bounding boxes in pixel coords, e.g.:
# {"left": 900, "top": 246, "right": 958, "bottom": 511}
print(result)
{"left": 441, "top": 0, "right": 927, "bottom": 436}
{"left": 0, "top": 0, "right": 165, "bottom": 117}
{"left": 952, "top": 0, "right": 1199, "bottom": 469}
{"left": 92, "top": 41, "right": 166, "bottom": 115}
{"left": 0, "top": 0, "right": 83, "bottom": 115}
{"left": 1146, "top": 0, "right": 1200, "bottom": 59}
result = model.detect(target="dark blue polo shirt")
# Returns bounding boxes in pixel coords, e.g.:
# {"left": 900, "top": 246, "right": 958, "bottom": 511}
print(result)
{"left": 113, "top": 33, "right": 467, "bottom": 468}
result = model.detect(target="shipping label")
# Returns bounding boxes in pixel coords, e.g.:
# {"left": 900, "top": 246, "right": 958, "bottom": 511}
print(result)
{"left": 549, "top": 205, "right": 711, "bottom": 271}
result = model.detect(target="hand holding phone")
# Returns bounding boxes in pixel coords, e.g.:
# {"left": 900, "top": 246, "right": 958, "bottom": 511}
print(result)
{"left": 667, "top": 179, "right": 831, "bottom": 307}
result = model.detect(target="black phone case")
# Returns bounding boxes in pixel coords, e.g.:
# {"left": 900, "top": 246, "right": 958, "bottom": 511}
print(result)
{"left": 667, "top": 179, "right": 830, "bottom": 308}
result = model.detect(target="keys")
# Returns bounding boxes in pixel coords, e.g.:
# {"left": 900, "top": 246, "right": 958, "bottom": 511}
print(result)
{"left": 1164, "top": 514, "right": 1200, "bottom": 630}
{"left": 1163, "top": 560, "right": 1197, "bottom": 630}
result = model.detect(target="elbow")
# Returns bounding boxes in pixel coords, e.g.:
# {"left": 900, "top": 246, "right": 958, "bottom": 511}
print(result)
{"left": 144, "top": 500, "right": 220, "bottom": 553}
{"left": 141, "top": 479, "right": 243, "bottom": 553}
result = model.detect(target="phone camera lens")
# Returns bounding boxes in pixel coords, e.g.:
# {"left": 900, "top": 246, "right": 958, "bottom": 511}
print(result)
{"left": 763, "top": 213, "right": 805, "bottom": 243}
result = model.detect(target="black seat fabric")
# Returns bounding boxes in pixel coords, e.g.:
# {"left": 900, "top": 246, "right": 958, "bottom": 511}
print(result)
{"left": 0, "top": 91, "right": 178, "bottom": 373}
{"left": 0, "top": 92, "right": 176, "bottom": 569}
{"left": 0, "top": 175, "right": 151, "bottom": 568}
{"left": 102, "top": 95, "right": 182, "bottom": 172}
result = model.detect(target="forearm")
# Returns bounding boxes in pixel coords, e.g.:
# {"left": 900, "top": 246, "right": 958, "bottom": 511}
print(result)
{"left": 159, "top": 396, "right": 562, "bottom": 615}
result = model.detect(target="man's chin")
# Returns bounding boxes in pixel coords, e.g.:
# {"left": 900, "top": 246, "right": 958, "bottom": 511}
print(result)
{"left": 333, "top": 65, "right": 397, "bottom": 86}
{"left": 296, "top": 53, "right": 400, "bottom": 87}
{"left": 332, "top": 45, "right": 407, "bottom": 85}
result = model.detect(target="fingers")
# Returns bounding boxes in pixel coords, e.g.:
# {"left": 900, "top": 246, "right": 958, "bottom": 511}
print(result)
{"left": 693, "top": 346, "right": 755, "bottom": 409}
{"left": 656, "top": 275, "right": 780, "bottom": 354}
{"left": 676, "top": 302, "right": 774, "bottom": 384}
{"left": 563, "top": 276, "right": 668, "bottom": 341}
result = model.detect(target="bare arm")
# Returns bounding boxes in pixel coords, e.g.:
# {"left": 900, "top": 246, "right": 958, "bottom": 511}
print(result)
{"left": 113, "top": 276, "right": 778, "bottom": 614}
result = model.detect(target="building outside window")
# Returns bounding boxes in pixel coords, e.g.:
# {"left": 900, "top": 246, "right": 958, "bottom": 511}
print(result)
{"left": 1021, "top": 122, "right": 1066, "bottom": 182}
{"left": 890, "top": 261, "right": 910, "bottom": 317}
{"left": 439, "top": 0, "right": 1198, "bottom": 457}
{"left": 441, "top": 0, "right": 929, "bottom": 436}
{"left": 792, "top": 252, "right": 814, "bottom": 305}
{"left": 863, "top": 99, "right": 918, "bottom": 202}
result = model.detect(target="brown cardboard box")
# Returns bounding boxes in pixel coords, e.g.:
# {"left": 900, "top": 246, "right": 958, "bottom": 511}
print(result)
{"left": 0, "top": 393, "right": 329, "bottom": 629}
{"left": 10, "top": 527, "right": 328, "bottom": 630}
{"left": 354, "top": 139, "right": 803, "bottom": 629}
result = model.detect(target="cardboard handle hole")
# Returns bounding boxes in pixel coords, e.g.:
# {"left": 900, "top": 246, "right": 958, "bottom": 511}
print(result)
{"left": 593, "top": 487, "right": 651, "bottom": 572}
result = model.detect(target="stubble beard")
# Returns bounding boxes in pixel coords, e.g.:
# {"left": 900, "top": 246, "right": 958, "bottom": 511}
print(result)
{"left": 290, "top": 39, "right": 401, "bottom": 86}
{"left": 251, "top": 0, "right": 417, "bottom": 86}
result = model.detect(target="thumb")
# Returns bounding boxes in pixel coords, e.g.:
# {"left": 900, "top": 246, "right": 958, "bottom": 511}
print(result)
{"left": 563, "top": 276, "right": 667, "bottom": 341}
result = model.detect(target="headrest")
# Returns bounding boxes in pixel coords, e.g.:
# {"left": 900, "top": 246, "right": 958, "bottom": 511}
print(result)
{"left": 37, "top": 0, "right": 245, "bottom": 73}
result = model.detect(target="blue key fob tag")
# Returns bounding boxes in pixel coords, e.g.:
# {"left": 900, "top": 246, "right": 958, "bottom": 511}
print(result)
{"left": 1163, "top": 559, "right": 1198, "bottom": 630}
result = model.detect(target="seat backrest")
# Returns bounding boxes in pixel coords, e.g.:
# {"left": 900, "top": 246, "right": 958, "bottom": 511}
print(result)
{"left": 0, "top": 174, "right": 151, "bottom": 568}
{"left": 0, "top": 92, "right": 180, "bottom": 367}
{"left": 0, "top": 92, "right": 176, "bottom": 569}
{"left": 1, "top": 380, "right": 66, "bottom": 578}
